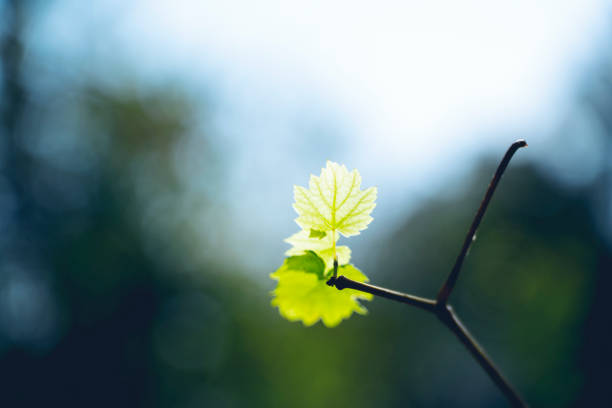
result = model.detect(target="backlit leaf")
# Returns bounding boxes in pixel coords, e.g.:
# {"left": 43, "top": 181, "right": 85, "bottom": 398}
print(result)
{"left": 284, "top": 230, "right": 351, "bottom": 271}
{"left": 293, "top": 161, "right": 377, "bottom": 237}
{"left": 276, "top": 251, "right": 326, "bottom": 279}
{"left": 270, "top": 264, "right": 373, "bottom": 327}
{"left": 271, "top": 161, "right": 377, "bottom": 327}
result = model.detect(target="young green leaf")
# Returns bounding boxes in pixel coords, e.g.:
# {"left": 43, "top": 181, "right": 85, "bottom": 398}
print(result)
{"left": 308, "top": 229, "right": 327, "bottom": 239}
{"left": 271, "top": 161, "right": 377, "bottom": 327}
{"left": 293, "top": 161, "right": 377, "bottom": 237}
{"left": 282, "top": 251, "right": 326, "bottom": 279}
{"left": 271, "top": 263, "right": 373, "bottom": 327}
{"left": 284, "top": 229, "right": 351, "bottom": 271}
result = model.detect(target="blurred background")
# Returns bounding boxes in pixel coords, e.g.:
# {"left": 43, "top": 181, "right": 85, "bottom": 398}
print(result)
{"left": 1, "top": 0, "right": 611, "bottom": 406}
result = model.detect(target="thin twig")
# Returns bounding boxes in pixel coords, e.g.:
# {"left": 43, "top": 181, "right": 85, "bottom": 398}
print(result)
{"left": 436, "top": 304, "right": 526, "bottom": 407}
{"left": 327, "top": 140, "right": 528, "bottom": 407}
{"left": 436, "top": 139, "right": 527, "bottom": 305}
{"left": 327, "top": 275, "right": 436, "bottom": 312}
{"left": 328, "top": 274, "right": 527, "bottom": 407}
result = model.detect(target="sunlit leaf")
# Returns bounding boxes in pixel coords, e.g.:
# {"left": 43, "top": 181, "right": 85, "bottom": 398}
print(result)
{"left": 272, "top": 162, "right": 376, "bottom": 327}
{"left": 284, "top": 229, "right": 351, "bottom": 271}
{"left": 275, "top": 251, "right": 326, "bottom": 279}
{"left": 271, "top": 263, "right": 373, "bottom": 327}
{"left": 293, "top": 161, "right": 377, "bottom": 237}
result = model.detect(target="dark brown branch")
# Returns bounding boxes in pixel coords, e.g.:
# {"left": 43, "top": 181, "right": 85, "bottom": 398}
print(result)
{"left": 436, "top": 304, "right": 526, "bottom": 407}
{"left": 436, "top": 139, "right": 527, "bottom": 305}
{"left": 327, "top": 275, "right": 436, "bottom": 312}
{"left": 327, "top": 140, "right": 528, "bottom": 407}
{"left": 327, "top": 275, "right": 527, "bottom": 407}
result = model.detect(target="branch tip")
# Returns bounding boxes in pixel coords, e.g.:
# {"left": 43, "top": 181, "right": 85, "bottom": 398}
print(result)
{"left": 514, "top": 139, "right": 528, "bottom": 148}
{"left": 435, "top": 140, "right": 526, "bottom": 305}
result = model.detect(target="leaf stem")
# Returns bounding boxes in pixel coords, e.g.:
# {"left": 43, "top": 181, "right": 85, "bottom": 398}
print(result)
{"left": 332, "top": 230, "right": 337, "bottom": 261}
{"left": 332, "top": 229, "right": 338, "bottom": 277}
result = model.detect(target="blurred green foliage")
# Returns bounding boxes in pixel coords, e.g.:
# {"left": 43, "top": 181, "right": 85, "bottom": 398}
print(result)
{"left": 2, "top": 82, "right": 609, "bottom": 407}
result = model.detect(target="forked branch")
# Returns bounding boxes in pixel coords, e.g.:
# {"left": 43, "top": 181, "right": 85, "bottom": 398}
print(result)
{"left": 436, "top": 139, "right": 527, "bottom": 305}
{"left": 327, "top": 140, "right": 528, "bottom": 407}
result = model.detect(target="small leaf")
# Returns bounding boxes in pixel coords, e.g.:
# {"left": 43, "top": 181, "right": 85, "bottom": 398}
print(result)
{"left": 284, "top": 251, "right": 326, "bottom": 279}
{"left": 284, "top": 230, "right": 351, "bottom": 271}
{"left": 270, "top": 263, "right": 373, "bottom": 327}
{"left": 309, "top": 229, "right": 327, "bottom": 239}
{"left": 293, "top": 161, "right": 377, "bottom": 237}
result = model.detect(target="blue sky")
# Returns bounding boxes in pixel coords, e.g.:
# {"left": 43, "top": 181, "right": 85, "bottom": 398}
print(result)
{"left": 28, "top": 0, "right": 612, "bottom": 271}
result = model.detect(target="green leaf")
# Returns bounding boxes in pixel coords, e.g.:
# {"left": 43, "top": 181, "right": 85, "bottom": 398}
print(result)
{"left": 309, "top": 229, "right": 327, "bottom": 239}
{"left": 272, "top": 162, "right": 377, "bottom": 327}
{"left": 284, "top": 229, "right": 351, "bottom": 271}
{"left": 270, "top": 264, "right": 373, "bottom": 327}
{"left": 293, "top": 161, "right": 377, "bottom": 237}
{"left": 281, "top": 251, "right": 326, "bottom": 279}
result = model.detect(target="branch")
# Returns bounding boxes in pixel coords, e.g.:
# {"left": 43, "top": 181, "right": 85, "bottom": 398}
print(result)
{"left": 327, "top": 140, "right": 528, "bottom": 407}
{"left": 436, "top": 139, "right": 527, "bottom": 305}
{"left": 327, "top": 275, "right": 436, "bottom": 312}
{"left": 328, "top": 274, "right": 527, "bottom": 407}
{"left": 436, "top": 305, "right": 525, "bottom": 407}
